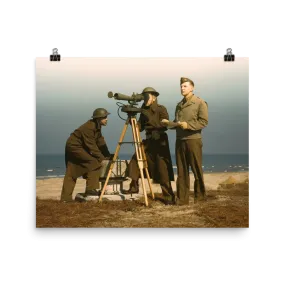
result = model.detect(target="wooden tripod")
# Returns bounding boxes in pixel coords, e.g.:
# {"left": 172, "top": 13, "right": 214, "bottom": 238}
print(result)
{"left": 98, "top": 115, "right": 154, "bottom": 206}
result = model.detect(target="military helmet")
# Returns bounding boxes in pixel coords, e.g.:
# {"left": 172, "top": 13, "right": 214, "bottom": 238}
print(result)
{"left": 92, "top": 108, "right": 110, "bottom": 119}
{"left": 142, "top": 87, "right": 159, "bottom": 96}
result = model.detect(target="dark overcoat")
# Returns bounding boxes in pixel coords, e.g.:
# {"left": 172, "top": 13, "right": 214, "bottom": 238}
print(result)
{"left": 136, "top": 100, "right": 174, "bottom": 182}
{"left": 65, "top": 119, "right": 110, "bottom": 178}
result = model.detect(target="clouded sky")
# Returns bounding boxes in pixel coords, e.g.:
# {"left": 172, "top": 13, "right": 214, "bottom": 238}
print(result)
{"left": 36, "top": 57, "right": 248, "bottom": 154}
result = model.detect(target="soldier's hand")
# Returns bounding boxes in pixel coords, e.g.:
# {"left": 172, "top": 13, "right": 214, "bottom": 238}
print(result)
{"left": 110, "top": 153, "right": 115, "bottom": 160}
{"left": 105, "top": 153, "right": 115, "bottom": 160}
{"left": 161, "top": 119, "right": 169, "bottom": 126}
{"left": 178, "top": 121, "right": 188, "bottom": 130}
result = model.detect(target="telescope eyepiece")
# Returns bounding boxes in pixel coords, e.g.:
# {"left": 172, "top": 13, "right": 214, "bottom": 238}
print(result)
{"left": 107, "top": 91, "right": 114, "bottom": 98}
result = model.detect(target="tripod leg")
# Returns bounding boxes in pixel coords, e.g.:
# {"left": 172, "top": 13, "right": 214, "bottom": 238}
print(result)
{"left": 139, "top": 168, "right": 148, "bottom": 207}
{"left": 144, "top": 167, "right": 155, "bottom": 200}
{"left": 136, "top": 125, "right": 154, "bottom": 200}
{"left": 131, "top": 118, "right": 148, "bottom": 206}
{"left": 99, "top": 118, "right": 129, "bottom": 202}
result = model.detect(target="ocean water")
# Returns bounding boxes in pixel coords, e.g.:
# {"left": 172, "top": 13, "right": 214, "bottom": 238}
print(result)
{"left": 36, "top": 153, "right": 249, "bottom": 178}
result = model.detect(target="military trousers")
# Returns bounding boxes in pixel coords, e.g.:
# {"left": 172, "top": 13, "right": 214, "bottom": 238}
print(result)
{"left": 60, "top": 162, "right": 101, "bottom": 202}
{"left": 128, "top": 149, "right": 174, "bottom": 201}
{"left": 175, "top": 138, "right": 206, "bottom": 203}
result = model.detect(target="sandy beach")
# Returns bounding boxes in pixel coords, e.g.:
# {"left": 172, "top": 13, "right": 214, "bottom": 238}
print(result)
{"left": 36, "top": 172, "right": 249, "bottom": 200}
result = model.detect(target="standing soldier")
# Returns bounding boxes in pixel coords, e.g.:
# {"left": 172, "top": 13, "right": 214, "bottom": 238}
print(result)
{"left": 121, "top": 87, "right": 175, "bottom": 205}
{"left": 60, "top": 108, "right": 112, "bottom": 202}
{"left": 162, "top": 78, "right": 208, "bottom": 205}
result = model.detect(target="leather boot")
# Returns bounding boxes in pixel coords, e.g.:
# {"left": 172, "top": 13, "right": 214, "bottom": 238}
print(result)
{"left": 85, "top": 189, "right": 101, "bottom": 196}
{"left": 121, "top": 180, "right": 139, "bottom": 194}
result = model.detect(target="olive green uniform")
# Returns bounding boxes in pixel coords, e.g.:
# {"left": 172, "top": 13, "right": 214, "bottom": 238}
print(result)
{"left": 61, "top": 119, "right": 110, "bottom": 202}
{"left": 175, "top": 93, "right": 208, "bottom": 204}
{"left": 128, "top": 100, "right": 175, "bottom": 201}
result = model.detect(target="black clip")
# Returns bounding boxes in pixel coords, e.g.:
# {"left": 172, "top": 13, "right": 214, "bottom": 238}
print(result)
{"left": 50, "top": 48, "right": 61, "bottom": 61}
{"left": 224, "top": 48, "right": 235, "bottom": 62}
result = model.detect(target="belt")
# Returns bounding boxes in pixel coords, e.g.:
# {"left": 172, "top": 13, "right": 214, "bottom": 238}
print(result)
{"left": 145, "top": 130, "right": 166, "bottom": 140}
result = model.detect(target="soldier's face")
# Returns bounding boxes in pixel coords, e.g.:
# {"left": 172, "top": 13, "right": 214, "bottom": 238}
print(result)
{"left": 181, "top": 82, "right": 193, "bottom": 96}
{"left": 144, "top": 93, "right": 156, "bottom": 106}
{"left": 100, "top": 116, "right": 108, "bottom": 126}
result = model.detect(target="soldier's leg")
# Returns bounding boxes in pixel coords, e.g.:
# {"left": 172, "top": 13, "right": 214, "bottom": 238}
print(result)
{"left": 124, "top": 147, "right": 152, "bottom": 194}
{"left": 186, "top": 139, "right": 206, "bottom": 199}
{"left": 61, "top": 163, "right": 77, "bottom": 202}
{"left": 175, "top": 140, "right": 190, "bottom": 204}
{"left": 85, "top": 167, "right": 101, "bottom": 191}
{"left": 145, "top": 150, "right": 155, "bottom": 178}
{"left": 121, "top": 154, "right": 140, "bottom": 194}
{"left": 127, "top": 153, "right": 140, "bottom": 181}
{"left": 156, "top": 154, "right": 175, "bottom": 201}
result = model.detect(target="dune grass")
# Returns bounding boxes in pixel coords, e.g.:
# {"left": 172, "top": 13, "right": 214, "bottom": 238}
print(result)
{"left": 36, "top": 182, "right": 248, "bottom": 228}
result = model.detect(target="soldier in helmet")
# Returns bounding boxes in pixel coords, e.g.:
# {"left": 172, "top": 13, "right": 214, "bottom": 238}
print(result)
{"left": 162, "top": 78, "right": 208, "bottom": 205}
{"left": 121, "top": 87, "right": 175, "bottom": 205}
{"left": 60, "top": 108, "right": 112, "bottom": 202}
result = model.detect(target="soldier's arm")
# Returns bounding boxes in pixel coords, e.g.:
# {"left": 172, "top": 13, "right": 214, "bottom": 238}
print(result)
{"left": 137, "top": 113, "right": 145, "bottom": 132}
{"left": 82, "top": 129, "right": 105, "bottom": 161}
{"left": 147, "top": 106, "right": 169, "bottom": 130}
{"left": 158, "top": 106, "right": 169, "bottom": 130}
{"left": 97, "top": 135, "right": 111, "bottom": 157}
{"left": 186, "top": 101, "right": 208, "bottom": 130}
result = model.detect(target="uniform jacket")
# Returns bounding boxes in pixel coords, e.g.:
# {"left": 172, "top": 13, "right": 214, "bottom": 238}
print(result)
{"left": 65, "top": 120, "right": 110, "bottom": 178}
{"left": 175, "top": 94, "right": 208, "bottom": 140}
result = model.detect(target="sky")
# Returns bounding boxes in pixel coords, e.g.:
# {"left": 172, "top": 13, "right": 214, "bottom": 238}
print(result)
{"left": 36, "top": 57, "right": 249, "bottom": 155}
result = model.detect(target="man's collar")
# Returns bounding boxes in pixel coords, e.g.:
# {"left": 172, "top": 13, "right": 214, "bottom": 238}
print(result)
{"left": 183, "top": 93, "right": 194, "bottom": 103}
{"left": 150, "top": 100, "right": 158, "bottom": 112}
{"left": 179, "top": 94, "right": 196, "bottom": 108}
